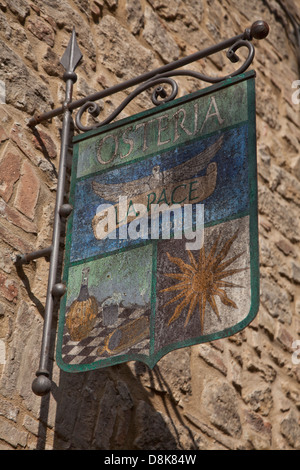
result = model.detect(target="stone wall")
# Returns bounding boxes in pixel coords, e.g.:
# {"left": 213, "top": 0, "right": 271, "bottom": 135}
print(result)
{"left": 0, "top": 0, "right": 299, "bottom": 450}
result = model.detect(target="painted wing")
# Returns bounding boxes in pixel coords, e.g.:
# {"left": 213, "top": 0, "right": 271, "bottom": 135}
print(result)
{"left": 162, "top": 135, "right": 223, "bottom": 184}
{"left": 92, "top": 175, "right": 152, "bottom": 202}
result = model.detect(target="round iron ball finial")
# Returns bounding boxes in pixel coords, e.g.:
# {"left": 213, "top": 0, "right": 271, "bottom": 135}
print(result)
{"left": 59, "top": 203, "right": 73, "bottom": 217}
{"left": 52, "top": 283, "right": 66, "bottom": 297}
{"left": 250, "top": 21, "right": 269, "bottom": 40}
{"left": 32, "top": 374, "right": 51, "bottom": 396}
{"left": 63, "top": 71, "right": 78, "bottom": 83}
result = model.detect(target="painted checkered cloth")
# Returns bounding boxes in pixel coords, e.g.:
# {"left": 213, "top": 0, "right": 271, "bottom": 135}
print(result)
{"left": 61, "top": 306, "right": 151, "bottom": 365}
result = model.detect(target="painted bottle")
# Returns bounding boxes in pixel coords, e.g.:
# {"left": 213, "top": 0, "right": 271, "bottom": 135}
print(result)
{"left": 66, "top": 267, "right": 98, "bottom": 341}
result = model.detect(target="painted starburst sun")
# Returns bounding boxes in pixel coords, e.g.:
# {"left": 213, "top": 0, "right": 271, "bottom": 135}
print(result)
{"left": 160, "top": 230, "right": 248, "bottom": 333}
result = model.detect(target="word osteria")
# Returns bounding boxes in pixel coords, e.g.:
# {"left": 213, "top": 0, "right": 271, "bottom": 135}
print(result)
{"left": 96, "top": 96, "right": 224, "bottom": 165}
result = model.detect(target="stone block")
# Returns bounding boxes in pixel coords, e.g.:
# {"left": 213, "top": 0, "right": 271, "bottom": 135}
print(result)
{"left": 0, "top": 148, "right": 22, "bottom": 203}
{"left": 32, "top": 128, "right": 57, "bottom": 159}
{"left": 201, "top": 378, "right": 242, "bottom": 438}
{"left": 6, "top": 0, "right": 30, "bottom": 23}
{"left": 276, "top": 326, "right": 294, "bottom": 353}
{"left": 197, "top": 343, "right": 227, "bottom": 376}
{"left": 242, "top": 385, "right": 273, "bottom": 416}
{"left": 291, "top": 262, "right": 300, "bottom": 284}
{"left": 42, "top": 47, "right": 62, "bottom": 77}
{"left": 125, "top": 0, "right": 144, "bottom": 35}
{"left": 0, "top": 221, "right": 33, "bottom": 253}
{"left": 133, "top": 400, "right": 178, "bottom": 450}
{"left": 260, "top": 277, "right": 292, "bottom": 325}
{"left": 130, "top": 347, "right": 191, "bottom": 406}
{"left": 0, "top": 339, "right": 5, "bottom": 365}
{"left": 27, "top": 17, "right": 55, "bottom": 47}
{"left": 270, "top": 165, "right": 300, "bottom": 207}
{"left": 275, "top": 238, "right": 296, "bottom": 258}
{"left": 96, "top": 15, "right": 160, "bottom": 80}
{"left": 280, "top": 414, "right": 300, "bottom": 449}
{"left": 143, "top": 7, "right": 180, "bottom": 63}
{"left": 0, "top": 398, "right": 19, "bottom": 422}
{"left": 148, "top": 0, "right": 181, "bottom": 20}
{"left": 23, "top": 414, "right": 42, "bottom": 437}
{"left": 0, "top": 418, "right": 27, "bottom": 448}
{"left": 258, "top": 306, "right": 276, "bottom": 340}
{"left": 33, "top": 0, "right": 96, "bottom": 61}
{"left": 290, "top": 155, "right": 300, "bottom": 181}
{"left": 243, "top": 351, "right": 277, "bottom": 383}
{"left": 258, "top": 185, "right": 300, "bottom": 243}
{"left": 0, "top": 198, "right": 37, "bottom": 233}
{"left": 0, "top": 127, "right": 8, "bottom": 143}
{"left": 0, "top": 39, "right": 53, "bottom": 114}
{"left": 243, "top": 410, "right": 272, "bottom": 450}
{"left": 14, "top": 160, "right": 40, "bottom": 221}
{"left": 0, "top": 272, "right": 18, "bottom": 303}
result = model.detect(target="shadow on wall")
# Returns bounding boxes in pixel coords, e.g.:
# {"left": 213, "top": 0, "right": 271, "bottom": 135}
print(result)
{"left": 36, "top": 361, "right": 199, "bottom": 450}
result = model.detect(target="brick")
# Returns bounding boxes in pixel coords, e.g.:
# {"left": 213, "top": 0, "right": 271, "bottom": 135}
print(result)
{"left": 10, "top": 123, "right": 57, "bottom": 183}
{"left": 0, "top": 150, "right": 22, "bottom": 202}
{"left": 0, "top": 221, "right": 33, "bottom": 253}
{"left": 0, "top": 198, "right": 37, "bottom": 233}
{"left": 33, "top": 128, "right": 57, "bottom": 159}
{"left": 10, "top": 123, "right": 36, "bottom": 163}
{"left": 0, "top": 272, "right": 18, "bottom": 303}
{"left": 14, "top": 160, "right": 40, "bottom": 220}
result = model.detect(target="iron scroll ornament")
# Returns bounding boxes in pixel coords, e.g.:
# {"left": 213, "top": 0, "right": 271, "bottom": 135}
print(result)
{"left": 74, "top": 37, "right": 257, "bottom": 132}
{"left": 75, "top": 77, "right": 179, "bottom": 132}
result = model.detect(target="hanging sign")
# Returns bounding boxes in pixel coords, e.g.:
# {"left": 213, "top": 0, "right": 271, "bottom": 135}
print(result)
{"left": 56, "top": 70, "right": 259, "bottom": 372}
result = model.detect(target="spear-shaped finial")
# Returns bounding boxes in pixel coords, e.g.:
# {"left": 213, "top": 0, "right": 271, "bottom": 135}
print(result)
{"left": 60, "top": 27, "right": 82, "bottom": 74}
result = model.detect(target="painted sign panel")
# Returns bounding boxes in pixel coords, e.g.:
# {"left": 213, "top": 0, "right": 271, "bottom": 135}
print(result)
{"left": 56, "top": 71, "right": 259, "bottom": 372}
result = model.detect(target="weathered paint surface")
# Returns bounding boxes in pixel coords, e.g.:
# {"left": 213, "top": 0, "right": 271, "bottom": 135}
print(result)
{"left": 56, "top": 72, "right": 259, "bottom": 372}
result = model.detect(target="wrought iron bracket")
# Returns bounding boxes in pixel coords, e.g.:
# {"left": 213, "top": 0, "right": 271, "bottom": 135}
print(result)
{"left": 16, "top": 21, "right": 269, "bottom": 396}
{"left": 28, "top": 20, "right": 269, "bottom": 132}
